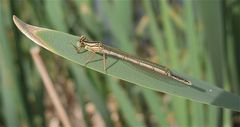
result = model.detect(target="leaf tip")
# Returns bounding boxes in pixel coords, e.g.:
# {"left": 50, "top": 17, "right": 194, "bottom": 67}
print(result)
{"left": 12, "top": 15, "right": 49, "bottom": 49}
{"left": 13, "top": 15, "right": 27, "bottom": 31}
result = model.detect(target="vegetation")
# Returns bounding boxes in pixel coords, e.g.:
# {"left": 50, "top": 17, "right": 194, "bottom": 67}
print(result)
{"left": 1, "top": 0, "right": 240, "bottom": 127}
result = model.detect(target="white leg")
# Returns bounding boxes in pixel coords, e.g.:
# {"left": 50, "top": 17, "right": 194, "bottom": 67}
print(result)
{"left": 85, "top": 52, "right": 96, "bottom": 65}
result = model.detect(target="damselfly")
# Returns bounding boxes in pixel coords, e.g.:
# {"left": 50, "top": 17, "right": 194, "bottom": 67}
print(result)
{"left": 72, "top": 36, "right": 192, "bottom": 86}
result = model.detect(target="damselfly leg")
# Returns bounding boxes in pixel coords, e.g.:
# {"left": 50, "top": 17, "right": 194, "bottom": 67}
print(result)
{"left": 85, "top": 52, "right": 96, "bottom": 66}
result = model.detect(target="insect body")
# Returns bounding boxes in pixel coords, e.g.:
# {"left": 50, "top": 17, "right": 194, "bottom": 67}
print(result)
{"left": 73, "top": 36, "right": 192, "bottom": 86}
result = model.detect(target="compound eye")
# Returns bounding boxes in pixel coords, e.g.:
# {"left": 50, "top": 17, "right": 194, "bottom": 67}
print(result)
{"left": 77, "top": 41, "right": 81, "bottom": 47}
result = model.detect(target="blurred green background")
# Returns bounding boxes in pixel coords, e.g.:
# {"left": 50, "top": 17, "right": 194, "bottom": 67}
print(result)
{"left": 1, "top": 0, "right": 240, "bottom": 127}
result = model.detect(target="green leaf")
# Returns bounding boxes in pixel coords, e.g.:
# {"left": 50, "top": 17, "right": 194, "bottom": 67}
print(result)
{"left": 13, "top": 15, "right": 240, "bottom": 111}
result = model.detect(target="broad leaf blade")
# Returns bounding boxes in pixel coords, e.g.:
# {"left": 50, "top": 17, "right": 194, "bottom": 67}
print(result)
{"left": 13, "top": 15, "right": 240, "bottom": 111}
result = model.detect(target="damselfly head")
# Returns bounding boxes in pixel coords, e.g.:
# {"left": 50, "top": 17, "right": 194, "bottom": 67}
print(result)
{"left": 71, "top": 36, "right": 87, "bottom": 53}
{"left": 78, "top": 36, "right": 87, "bottom": 47}
{"left": 71, "top": 40, "right": 81, "bottom": 54}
